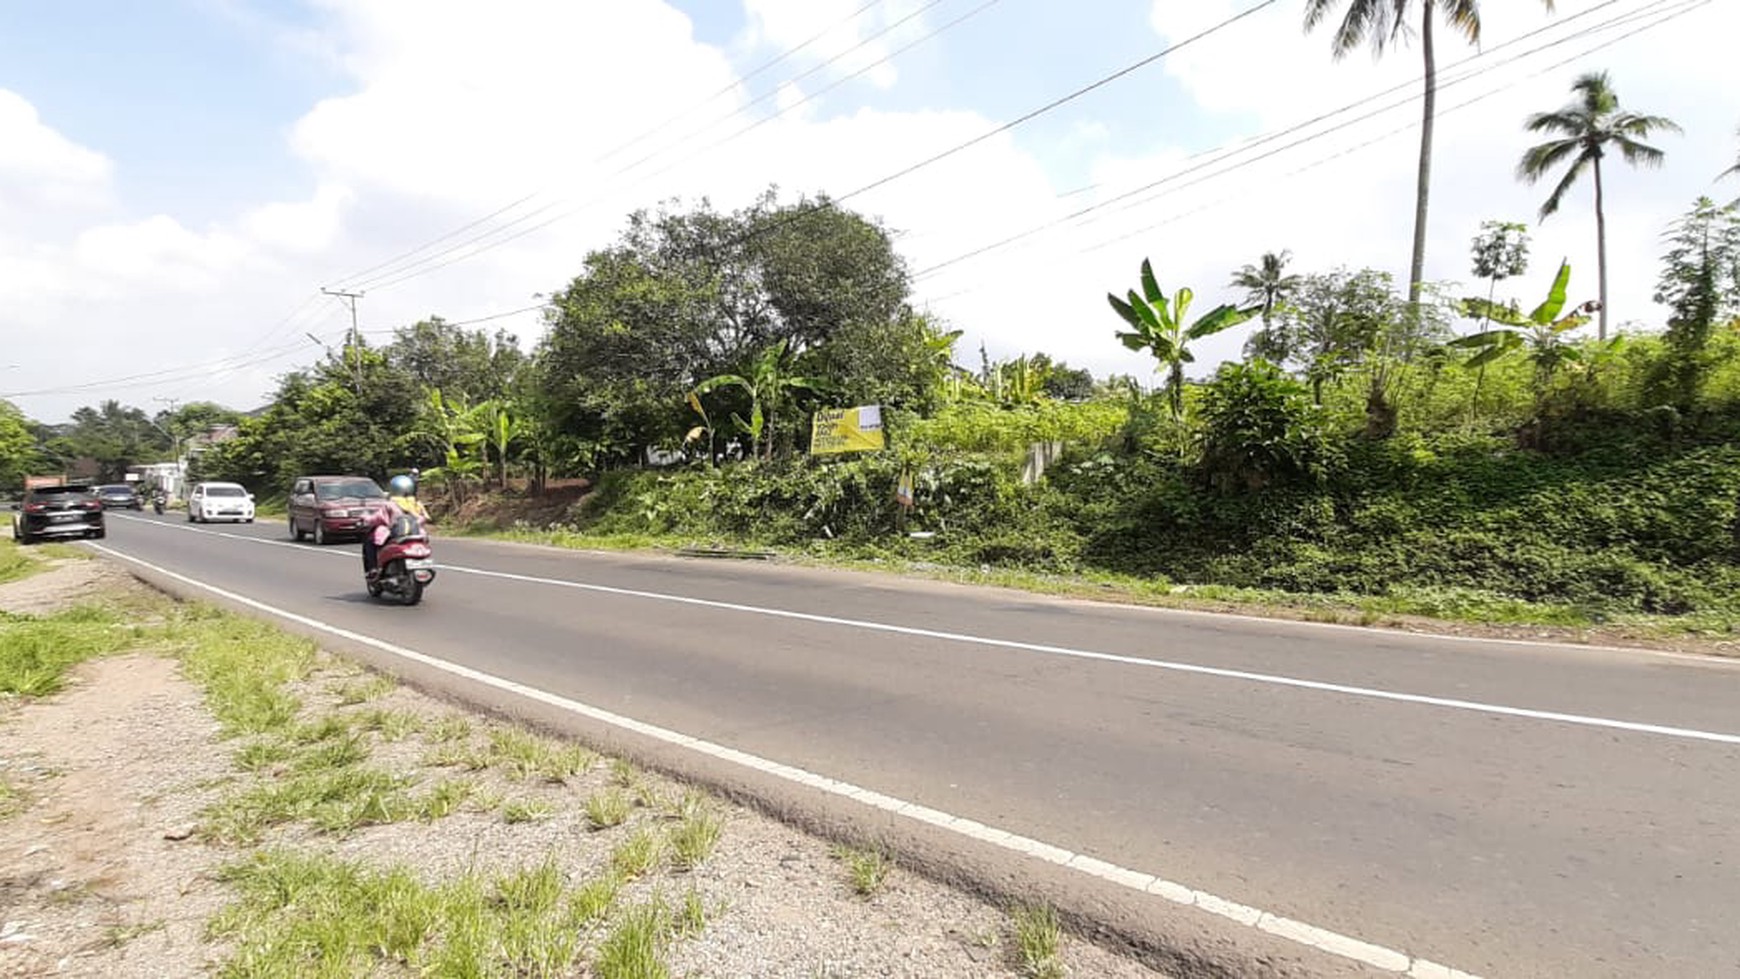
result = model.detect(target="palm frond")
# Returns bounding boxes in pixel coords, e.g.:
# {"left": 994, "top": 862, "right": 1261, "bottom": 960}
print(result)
{"left": 1441, "top": 0, "right": 1482, "bottom": 44}
{"left": 1537, "top": 154, "right": 1589, "bottom": 220}
{"left": 1523, "top": 110, "right": 1586, "bottom": 137}
{"left": 1517, "top": 137, "right": 1580, "bottom": 183}
{"left": 1614, "top": 135, "right": 1668, "bottom": 169}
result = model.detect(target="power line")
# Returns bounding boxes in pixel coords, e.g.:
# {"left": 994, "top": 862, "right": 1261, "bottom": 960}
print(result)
{"left": 916, "top": 0, "right": 1709, "bottom": 304}
{"left": 331, "top": 0, "right": 956, "bottom": 294}
{"left": 3, "top": 295, "right": 552, "bottom": 403}
{"left": 687, "top": 0, "right": 1282, "bottom": 262}
{"left": 908, "top": 0, "right": 1667, "bottom": 283}
{"left": 345, "top": 0, "right": 1000, "bottom": 295}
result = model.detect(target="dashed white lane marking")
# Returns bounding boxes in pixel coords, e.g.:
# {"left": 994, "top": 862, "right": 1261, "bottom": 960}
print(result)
{"left": 107, "top": 513, "right": 1740, "bottom": 748}
{"left": 86, "top": 540, "right": 1482, "bottom": 977}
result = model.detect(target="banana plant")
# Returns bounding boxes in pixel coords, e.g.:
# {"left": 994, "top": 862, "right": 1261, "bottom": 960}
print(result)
{"left": 1452, "top": 259, "right": 1599, "bottom": 392}
{"left": 684, "top": 388, "right": 717, "bottom": 466}
{"left": 693, "top": 338, "right": 822, "bottom": 460}
{"left": 477, "top": 399, "right": 519, "bottom": 489}
{"left": 1108, "top": 259, "right": 1260, "bottom": 419}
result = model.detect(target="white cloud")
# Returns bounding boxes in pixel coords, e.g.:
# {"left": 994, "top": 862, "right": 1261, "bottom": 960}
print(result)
{"left": 0, "top": 88, "right": 114, "bottom": 244}
{"left": 4, "top": 0, "right": 1739, "bottom": 420}
{"left": 738, "top": 0, "right": 934, "bottom": 90}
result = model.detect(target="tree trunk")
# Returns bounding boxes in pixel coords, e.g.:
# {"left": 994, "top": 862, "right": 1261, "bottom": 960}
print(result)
{"left": 1408, "top": 1, "right": 1437, "bottom": 308}
{"left": 1593, "top": 154, "right": 1610, "bottom": 341}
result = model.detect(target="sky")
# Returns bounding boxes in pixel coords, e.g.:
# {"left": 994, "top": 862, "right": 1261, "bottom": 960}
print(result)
{"left": 2, "top": 0, "right": 1736, "bottom": 422}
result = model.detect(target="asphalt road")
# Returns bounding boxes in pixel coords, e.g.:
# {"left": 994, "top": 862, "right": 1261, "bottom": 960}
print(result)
{"left": 91, "top": 511, "right": 1740, "bottom": 978}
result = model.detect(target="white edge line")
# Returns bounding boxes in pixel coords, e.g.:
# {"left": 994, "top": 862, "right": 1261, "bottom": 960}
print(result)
{"left": 85, "top": 539, "right": 1478, "bottom": 977}
{"left": 102, "top": 514, "right": 1740, "bottom": 748}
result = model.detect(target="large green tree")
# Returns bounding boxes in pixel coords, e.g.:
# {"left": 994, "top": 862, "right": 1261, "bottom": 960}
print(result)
{"left": 1305, "top": 0, "right": 1556, "bottom": 309}
{"left": 386, "top": 316, "right": 528, "bottom": 405}
{"left": 1651, "top": 196, "right": 1740, "bottom": 405}
{"left": 202, "top": 340, "right": 422, "bottom": 491}
{"left": 1518, "top": 69, "right": 1679, "bottom": 340}
{"left": 45, "top": 400, "right": 172, "bottom": 482}
{"left": 0, "top": 399, "right": 43, "bottom": 491}
{"left": 538, "top": 187, "right": 919, "bottom": 465}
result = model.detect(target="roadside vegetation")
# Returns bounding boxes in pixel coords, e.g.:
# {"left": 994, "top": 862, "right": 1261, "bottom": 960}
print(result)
{"left": 5, "top": 69, "right": 1739, "bottom": 642}
{"left": 2, "top": 557, "right": 1143, "bottom": 976}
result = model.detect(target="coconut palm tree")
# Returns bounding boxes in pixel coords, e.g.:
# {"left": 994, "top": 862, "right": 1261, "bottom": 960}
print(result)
{"left": 1230, "top": 250, "right": 1301, "bottom": 362}
{"left": 1518, "top": 70, "right": 1680, "bottom": 340}
{"left": 1305, "top": 0, "right": 1556, "bottom": 312}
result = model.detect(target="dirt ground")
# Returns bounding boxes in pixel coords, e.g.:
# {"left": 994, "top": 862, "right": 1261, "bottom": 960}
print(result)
{"left": 0, "top": 555, "right": 1171, "bottom": 978}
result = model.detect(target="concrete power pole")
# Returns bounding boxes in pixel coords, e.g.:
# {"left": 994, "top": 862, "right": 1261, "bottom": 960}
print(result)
{"left": 322, "top": 287, "right": 366, "bottom": 394}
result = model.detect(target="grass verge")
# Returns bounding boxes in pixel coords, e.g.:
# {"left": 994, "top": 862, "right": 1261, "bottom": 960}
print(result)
{"left": 208, "top": 848, "right": 605, "bottom": 977}
{"left": 0, "top": 535, "right": 90, "bottom": 585}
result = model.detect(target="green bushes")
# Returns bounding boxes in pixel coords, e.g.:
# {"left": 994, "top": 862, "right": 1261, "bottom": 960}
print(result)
{"left": 505, "top": 327, "right": 1740, "bottom": 621}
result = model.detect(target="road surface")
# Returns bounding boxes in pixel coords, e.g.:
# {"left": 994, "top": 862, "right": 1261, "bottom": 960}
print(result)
{"left": 89, "top": 511, "right": 1740, "bottom": 978}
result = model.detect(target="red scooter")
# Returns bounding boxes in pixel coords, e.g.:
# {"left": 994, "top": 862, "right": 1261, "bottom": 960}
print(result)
{"left": 366, "top": 514, "right": 437, "bottom": 606}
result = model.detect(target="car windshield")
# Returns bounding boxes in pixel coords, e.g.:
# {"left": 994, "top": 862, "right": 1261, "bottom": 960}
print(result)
{"left": 316, "top": 480, "right": 384, "bottom": 501}
{"left": 99, "top": 485, "right": 132, "bottom": 493}
{"left": 207, "top": 486, "right": 247, "bottom": 498}
{"left": 32, "top": 487, "right": 93, "bottom": 500}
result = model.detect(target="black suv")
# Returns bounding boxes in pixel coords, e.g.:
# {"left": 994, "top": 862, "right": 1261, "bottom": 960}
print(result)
{"left": 12, "top": 484, "right": 106, "bottom": 543}
{"left": 96, "top": 483, "right": 142, "bottom": 510}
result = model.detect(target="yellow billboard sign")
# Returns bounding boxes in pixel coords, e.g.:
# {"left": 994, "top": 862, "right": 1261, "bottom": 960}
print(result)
{"left": 810, "top": 405, "right": 886, "bottom": 455}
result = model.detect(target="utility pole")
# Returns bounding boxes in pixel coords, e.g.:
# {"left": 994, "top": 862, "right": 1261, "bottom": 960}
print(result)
{"left": 152, "top": 396, "right": 182, "bottom": 456}
{"left": 322, "top": 287, "right": 366, "bottom": 394}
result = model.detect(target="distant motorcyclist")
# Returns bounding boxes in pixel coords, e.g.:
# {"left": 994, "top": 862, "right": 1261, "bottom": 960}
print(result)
{"left": 362, "top": 474, "right": 431, "bottom": 579}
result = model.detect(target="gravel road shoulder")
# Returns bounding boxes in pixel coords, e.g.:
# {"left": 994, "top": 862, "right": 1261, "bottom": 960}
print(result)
{"left": 0, "top": 552, "right": 1171, "bottom": 978}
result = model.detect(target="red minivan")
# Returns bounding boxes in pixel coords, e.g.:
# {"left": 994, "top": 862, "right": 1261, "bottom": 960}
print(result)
{"left": 287, "top": 475, "right": 388, "bottom": 545}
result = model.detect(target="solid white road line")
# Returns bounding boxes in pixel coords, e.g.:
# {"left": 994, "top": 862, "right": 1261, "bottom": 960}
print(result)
{"left": 106, "top": 513, "right": 1740, "bottom": 748}
{"left": 85, "top": 540, "right": 1481, "bottom": 978}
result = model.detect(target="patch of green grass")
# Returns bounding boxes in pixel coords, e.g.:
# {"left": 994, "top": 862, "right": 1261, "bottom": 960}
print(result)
{"left": 584, "top": 788, "right": 632, "bottom": 830}
{"left": 834, "top": 844, "right": 892, "bottom": 897}
{"left": 427, "top": 714, "right": 473, "bottom": 742}
{"left": 1012, "top": 903, "right": 1065, "bottom": 979}
{"left": 291, "top": 731, "right": 370, "bottom": 771}
{"left": 611, "top": 828, "right": 663, "bottom": 881}
{"left": 289, "top": 713, "right": 351, "bottom": 745}
{"left": 171, "top": 605, "right": 315, "bottom": 736}
{"left": 200, "top": 765, "right": 416, "bottom": 844}
{"left": 0, "top": 606, "right": 135, "bottom": 697}
{"left": 486, "top": 727, "right": 590, "bottom": 782}
{"left": 332, "top": 675, "right": 395, "bottom": 705}
{"left": 232, "top": 739, "right": 293, "bottom": 773}
{"left": 414, "top": 777, "right": 477, "bottom": 820}
{"left": 209, "top": 849, "right": 606, "bottom": 978}
{"left": 569, "top": 874, "right": 620, "bottom": 925}
{"left": 354, "top": 707, "right": 422, "bottom": 741}
{"left": 424, "top": 741, "right": 491, "bottom": 771}
{"left": 610, "top": 757, "right": 640, "bottom": 787}
{"left": 595, "top": 899, "right": 672, "bottom": 979}
{"left": 34, "top": 542, "right": 90, "bottom": 562}
{"left": 502, "top": 797, "right": 555, "bottom": 824}
{"left": 676, "top": 887, "right": 709, "bottom": 938}
{"left": 666, "top": 802, "right": 722, "bottom": 871}
{"left": 0, "top": 539, "right": 39, "bottom": 584}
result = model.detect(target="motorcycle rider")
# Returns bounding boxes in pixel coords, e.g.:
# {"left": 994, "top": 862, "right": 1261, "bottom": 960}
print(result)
{"left": 362, "top": 474, "right": 432, "bottom": 579}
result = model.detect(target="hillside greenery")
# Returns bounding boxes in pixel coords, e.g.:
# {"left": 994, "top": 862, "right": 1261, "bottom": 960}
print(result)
{"left": 8, "top": 170, "right": 1740, "bottom": 631}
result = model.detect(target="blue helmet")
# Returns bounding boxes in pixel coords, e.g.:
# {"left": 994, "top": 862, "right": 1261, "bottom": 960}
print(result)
{"left": 389, "top": 474, "right": 415, "bottom": 496}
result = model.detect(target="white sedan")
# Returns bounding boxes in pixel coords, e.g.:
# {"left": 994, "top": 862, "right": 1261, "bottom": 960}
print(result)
{"left": 187, "top": 481, "right": 256, "bottom": 523}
